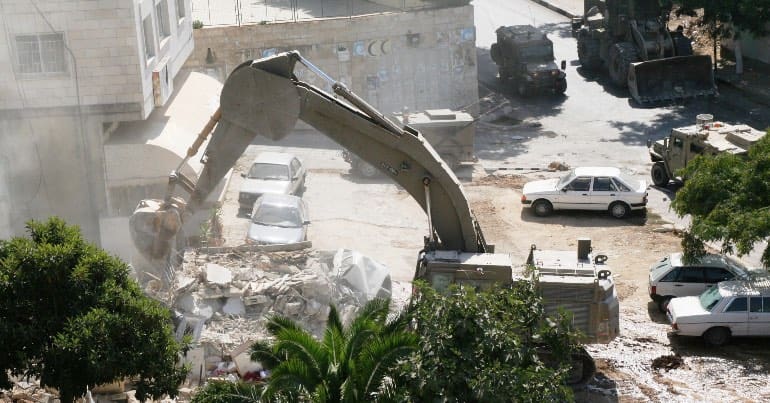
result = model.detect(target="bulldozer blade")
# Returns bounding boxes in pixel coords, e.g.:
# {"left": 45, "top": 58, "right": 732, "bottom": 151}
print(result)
{"left": 628, "top": 55, "right": 716, "bottom": 104}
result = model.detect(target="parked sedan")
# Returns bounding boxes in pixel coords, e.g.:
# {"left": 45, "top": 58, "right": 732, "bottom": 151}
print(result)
{"left": 649, "top": 252, "right": 754, "bottom": 312}
{"left": 521, "top": 167, "right": 647, "bottom": 218}
{"left": 246, "top": 194, "right": 309, "bottom": 245}
{"left": 667, "top": 279, "right": 770, "bottom": 346}
{"left": 238, "top": 152, "right": 306, "bottom": 211}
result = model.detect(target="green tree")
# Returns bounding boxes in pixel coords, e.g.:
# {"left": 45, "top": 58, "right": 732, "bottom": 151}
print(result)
{"left": 676, "top": 0, "right": 770, "bottom": 72}
{"left": 672, "top": 130, "right": 770, "bottom": 266}
{"left": 0, "top": 217, "right": 188, "bottom": 402}
{"left": 191, "top": 380, "right": 263, "bottom": 403}
{"left": 251, "top": 298, "right": 417, "bottom": 402}
{"left": 398, "top": 281, "right": 579, "bottom": 402}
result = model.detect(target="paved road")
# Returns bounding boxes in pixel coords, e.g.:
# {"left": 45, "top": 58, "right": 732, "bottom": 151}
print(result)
{"left": 472, "top": 0, "right": 770, "bottom": 266}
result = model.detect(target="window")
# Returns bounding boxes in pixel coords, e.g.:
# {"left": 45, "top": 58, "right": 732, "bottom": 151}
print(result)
{"left": 592, "top": 177, "right": 617, "bottom": 192}
{"left": 142, "top": 15, "right": 155, "bottom": 60}
{"left": 176, "top": 0, "right": 186, "bottom": 20}
{"left": 156, "top": 1, "right": 171, "bottom": 39}
{"left": 704, "top": 267, "right": 733, "bottom": 283}
{"left": 725, "top": 297, "right": 748, "bottom": 312}
{"left": 15, "top": 33, "right": 66, "bottom": 74}
{"left": 751, "top": 297, "right": 763, "bottom": 313}
{"left": 660, "top": 268, "right": 680, "bottom": 282}
{"left": 673, "top": 138, "right": 683, "bottom": 148}
{"left": 565, "top": 177, "right": 591, "bottom": 191}
{"left": 612, "top": 178, "right": 631, "bottom": 191}
{"left": 677, "top": 268, "right": 704, "bottom": 283}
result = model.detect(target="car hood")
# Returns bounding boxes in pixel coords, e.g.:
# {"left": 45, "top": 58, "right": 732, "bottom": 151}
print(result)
{"left": 523, "top": 178, "right": 559, "bottom": 195}
{"left": 247, "top": 223, "right": 305, "bottom": 245}
{"left": 668, "top": 296, "right": 707, "bottom": 319}
{"left": 240, "top": 179, "right": 291, "bottom": 195}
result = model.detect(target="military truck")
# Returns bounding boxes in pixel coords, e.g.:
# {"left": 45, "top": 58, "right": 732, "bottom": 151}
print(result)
{"left": 416, "top": 239, "right": 619, "bottom": 345}
{"left": 648, "top": 114, "right": 766, "bottom": 186}
{"left": 343, "top": 108, "right": 476, "bottom": 177}
{"left": 571, "top": 0, "right": 716, "bottom": 104}
{"left": 490, "top": 25, "right": 567, "bottom": 96}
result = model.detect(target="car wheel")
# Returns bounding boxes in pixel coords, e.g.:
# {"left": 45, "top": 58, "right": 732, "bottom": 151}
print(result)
{"left": 657, "top": 296, "right": 673, "bottom": 313}
{"left": 651, "top": 162, "right": 669, "bottom": 187}
{"left": 703, "top": 327, "right": 731, "bottom": 347}
{"left": 609, "top": 201, "right": 629, "bottom": 219}
{"left": 533, "top": 199, "right": 553, "bottom": 217}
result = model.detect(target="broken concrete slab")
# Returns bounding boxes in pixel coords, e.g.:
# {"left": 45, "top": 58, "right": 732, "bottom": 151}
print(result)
{"left": 206, "top": 263, "right": 232, "bottom": 285}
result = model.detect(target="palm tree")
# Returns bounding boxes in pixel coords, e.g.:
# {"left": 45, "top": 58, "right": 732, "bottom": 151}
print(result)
{"left": 251, "top": 298, "right": 416, "bottom": 402}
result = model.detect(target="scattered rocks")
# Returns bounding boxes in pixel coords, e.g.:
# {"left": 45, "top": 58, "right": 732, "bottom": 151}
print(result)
{"left": 651, "top": 354, "right": 685, "bottom": 371}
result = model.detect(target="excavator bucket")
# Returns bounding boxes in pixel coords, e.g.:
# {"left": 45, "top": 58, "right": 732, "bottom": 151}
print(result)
{"left": 628, "top": 55, "right": 716, "bottom": 104}
{"left": 129, "top": 198, "right": 185, "bottom": 261}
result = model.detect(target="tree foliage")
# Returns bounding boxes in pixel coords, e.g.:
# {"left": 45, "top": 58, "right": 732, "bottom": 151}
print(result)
{"left": 0, "top": 217, "right": 188, "bottom": 402}
{"left": 250, "top": 298, "right": 417, "bottom": 402}
{"left": 397, "top": 281, "right": 579, "bottom": 402}
{"left": 676, "top": 0, "right": 770, "bottom": 39}
{"left": 672, "top": 130, "right": 770, "bottom": 267}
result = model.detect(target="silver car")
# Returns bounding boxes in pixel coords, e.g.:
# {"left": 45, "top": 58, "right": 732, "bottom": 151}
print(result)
{"left": 238, "top": 152, "right": 306, "bottom": 211}
{"left": 246, "top": 194, "right": 309, "bottom": 245}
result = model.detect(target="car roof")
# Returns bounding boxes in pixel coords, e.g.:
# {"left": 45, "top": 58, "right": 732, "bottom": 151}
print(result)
{"left": 573, "top": 167, "right": 621, "bottom": 177}
{"left": 669, "top": 252, "right": 743, "bottom": 269}
{"left": 256, "top": 193, "right": 305, "bottom": 208}
{"left": 718, "top": 278, "right": 770, "bottom": 297}
{"left": 251, "top": 151, "right": 296, "bottom": 165}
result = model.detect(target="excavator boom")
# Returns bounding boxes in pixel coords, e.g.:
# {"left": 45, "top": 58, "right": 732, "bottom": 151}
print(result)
{"left": 129, "top": 51, "right": 488, "bottom": 261}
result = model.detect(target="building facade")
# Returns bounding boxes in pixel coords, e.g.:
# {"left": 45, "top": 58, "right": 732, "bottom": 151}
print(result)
{"left": 0, "top": 0, "right": 194, "bottom": 245}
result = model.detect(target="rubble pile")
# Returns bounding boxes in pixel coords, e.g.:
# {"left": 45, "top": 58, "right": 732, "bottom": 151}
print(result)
{"left": 169, "top": 248, "right": 398, "bottom": 381}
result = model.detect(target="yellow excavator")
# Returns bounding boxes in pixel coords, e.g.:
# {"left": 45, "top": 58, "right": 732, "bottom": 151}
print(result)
{"left": 129, "top": 51, "right": 599, "bottom": 387}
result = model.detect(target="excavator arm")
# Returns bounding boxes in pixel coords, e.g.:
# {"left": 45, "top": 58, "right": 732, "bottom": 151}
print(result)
{"left": 130, "top": 51, "right": 489, "bottom": 261}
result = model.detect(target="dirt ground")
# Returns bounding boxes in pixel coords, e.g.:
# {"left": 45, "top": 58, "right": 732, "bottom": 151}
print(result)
{"left": 465, "top": 173, "right": 770, "bottom": 402}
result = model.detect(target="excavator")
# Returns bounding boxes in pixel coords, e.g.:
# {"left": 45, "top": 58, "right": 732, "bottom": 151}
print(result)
{"left": 129, "top": 51, "right": 595, "bottom": 387}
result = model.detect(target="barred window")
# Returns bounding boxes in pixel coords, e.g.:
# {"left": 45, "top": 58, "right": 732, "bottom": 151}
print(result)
{"left": 15, "top": 33, "right": 66, "bottom": 74}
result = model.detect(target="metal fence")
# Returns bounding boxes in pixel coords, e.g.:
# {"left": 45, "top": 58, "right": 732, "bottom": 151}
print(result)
{"left": 192, "top": 0, "right": 469, "bottom": 26}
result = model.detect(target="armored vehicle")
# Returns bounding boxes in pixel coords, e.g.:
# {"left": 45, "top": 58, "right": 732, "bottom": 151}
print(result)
{"left": 490, "top": 25, "right": 567, "bottom": 96}
{"left": 648, "top": 114, "right": 766, "bottom": 186}
{"left": 571, "top": 0, "right": 716, "bottom": 103}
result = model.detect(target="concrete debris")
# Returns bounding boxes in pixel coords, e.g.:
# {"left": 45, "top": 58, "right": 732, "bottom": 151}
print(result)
{"left": 548, "top": 161, "right": 570, "bottom": 171}
{"left": 169, "top": 248, "right": 403, "bottom": 382}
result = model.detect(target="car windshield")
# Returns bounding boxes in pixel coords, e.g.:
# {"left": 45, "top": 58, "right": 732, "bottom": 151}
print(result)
{"left": 253, "top": 204, "right": 302, "bottom": 227}
{"left": 557, "top": 171, "right": 576, "bottom": 188}
{"left": 248, "top": 163, "right": 289, "bottom": 180}
{"left": 724, "top": 257, "right": 752, "bottom": 279}
{"left": 699, "top": 286, "right": 722, "bottom": 311}
{"left": 518, "top": 44, "right": 553, "bottom": 61}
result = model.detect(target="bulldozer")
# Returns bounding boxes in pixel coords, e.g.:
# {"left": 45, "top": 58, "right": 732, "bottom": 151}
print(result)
{"left": 571, "top": 0, "right": 716, "bottom": 104}
{"left": 648, "top": 114, "right": 766, "bottom": 186}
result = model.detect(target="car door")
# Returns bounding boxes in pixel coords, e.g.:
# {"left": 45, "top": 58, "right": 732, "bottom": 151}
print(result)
{"left": 589, "top": 176, "right": 617, "bottom": 210}
{"left": 748, "top": 296, "right": 770, "bottom": 336}
{"left": 559, "top": 176, "right": 592, "bottom": 209}
{"left": 704, "top": 267, "right": 735, "bottom": 293}
{"left": 658, "top": 267, "right": 706, "bottom": 298}
{"left": 719, "top": 297, "right": 749, "bottom": 336}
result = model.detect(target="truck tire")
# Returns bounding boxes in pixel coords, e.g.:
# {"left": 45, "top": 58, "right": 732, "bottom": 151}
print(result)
{"left": 555, "top": 78, "right": 567, "bottom": 95}
{"left": 491, "top": 43, "right": 502, "bottom": 64}
{"left": 577, "top": 34, "right": 602, "bottom": 70}
{"left": 608, "top": 42, "right": 639, "bottom": 88}
{"left": 651, "top": 162, "right": 670, "bottom": 187}
{"left": 566, "top": 348, "right": 596, "bottom": 388}
{"left": 657, "top": 296, "right": 673, "bottom": 313}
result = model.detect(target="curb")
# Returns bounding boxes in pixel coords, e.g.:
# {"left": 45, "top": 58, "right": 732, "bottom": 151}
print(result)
{"left": 529, "top": 0, "right": 579, "bottom": 19}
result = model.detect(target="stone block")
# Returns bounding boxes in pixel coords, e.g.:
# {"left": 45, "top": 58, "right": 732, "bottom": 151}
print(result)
{"left": 206, "top": 263, "right": 233, "bottom": 285}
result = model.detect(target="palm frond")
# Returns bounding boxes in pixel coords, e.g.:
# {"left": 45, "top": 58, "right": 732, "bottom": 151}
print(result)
{"left": 250, "top": 339, "right": 281, "bottom": 369}
{"left": 326, "top": 304, "right": 344, "bottom": 334}
{"left": 272, "top": 328, "right": 327, "bottom": 384}
{"left": 263, "top": 358, "right": 315, "bottom": 399}
{"left": 266, "top": 314, "right": 305, "bottom": 335}
{"left": 351, "top": 298, "right": 390, "bottom": 327}
{"left": 356, "top": 333, "right": 418, "bottom": 398}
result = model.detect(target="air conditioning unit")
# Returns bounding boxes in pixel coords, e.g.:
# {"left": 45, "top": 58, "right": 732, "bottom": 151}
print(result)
{"left": 152, "top": 56, "right": 174, "bottom": 107}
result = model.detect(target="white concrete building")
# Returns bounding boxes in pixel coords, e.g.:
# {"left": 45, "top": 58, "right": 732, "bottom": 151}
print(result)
{"left": 0, "top": 0, "right": 194, "bottom": 255}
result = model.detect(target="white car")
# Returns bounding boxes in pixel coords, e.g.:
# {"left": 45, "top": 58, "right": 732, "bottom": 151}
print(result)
{"left": 246, "top": 194, "right": 309, "bottom": 245}
{"left": 667, "top": 279, "right": 770, "bottom": 346}
{"left": 648, "top": 253, "right": 754, "bottom": 312}
{"left": 521, "top": 167, "right": 648, "bottom": 218}
{"left": 238, "top": 152, "right": 306, "bottom": 211}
